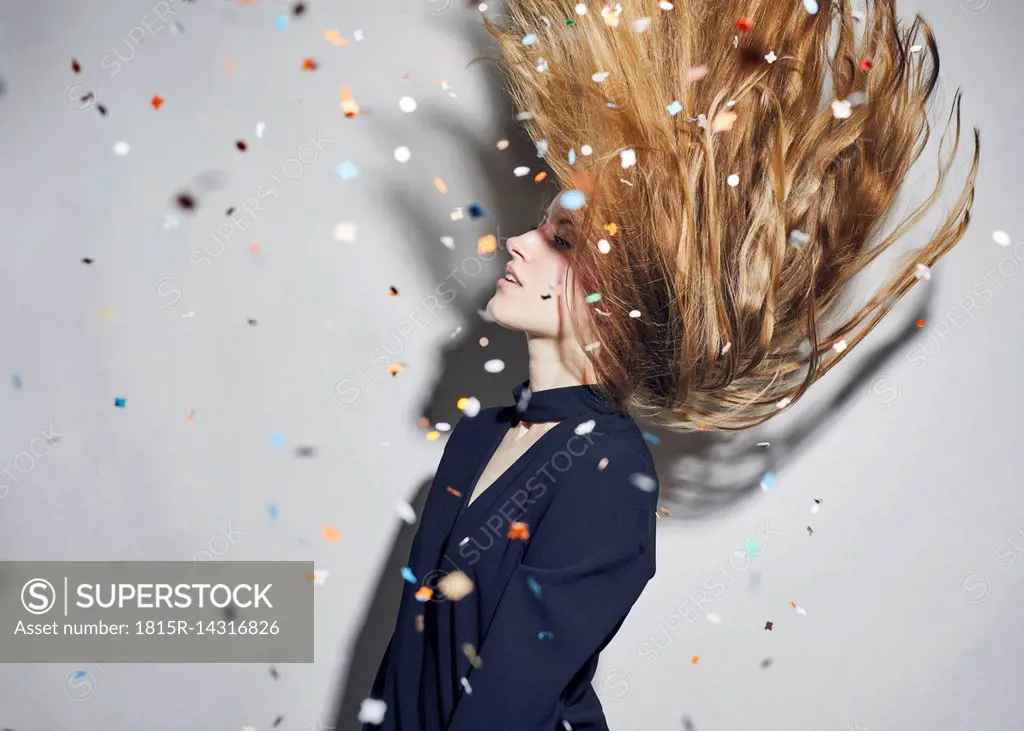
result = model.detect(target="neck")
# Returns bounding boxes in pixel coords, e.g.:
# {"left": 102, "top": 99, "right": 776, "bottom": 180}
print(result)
{"left": 524, "top": 333, "right": 592, "bottom": 392}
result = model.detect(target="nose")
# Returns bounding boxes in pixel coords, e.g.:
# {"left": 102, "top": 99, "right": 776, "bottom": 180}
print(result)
{"left": 506, "top": 231, "right": 536, "bottom": 263}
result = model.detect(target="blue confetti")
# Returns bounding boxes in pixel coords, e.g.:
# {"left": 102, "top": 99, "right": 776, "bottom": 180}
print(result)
{"left": 74, "top": 670, "right": 87, "bottom": 679}
{"left": 12, "top": 373, "right": 22, "bottom": 389}
{"left": 274, "top": 15, "right": 290, "bottom": 30}
{"left": 537, "top": 631, "right": 554, "bottom": 640}
{"left": 526, "top": 575, "right": 542, "bottom": 598}
{"left": 803, "top": 0, "right": 819, "bottom": 14}
{"left": 642, "top": 431, "right": 660, "bottom": 445}
{"left": 568, "top": 148, "right": 576, "bottom": 165}
{"left": 401, "top": 566, "right": 417, "bottom": 583}
{"left": 760, "top": 471, "right": 775, "bottom": 491}
{"left": 522, "top": 33, "right": 538, "bottom": 46}
{"left": 267, "top": 504, "right": 279, "bottom": 520}
{"left": 559, "top": 190, "right": 586, "bottom": 211}
{"left": 114, "top": 397, "right": 126, "bottom": 408}
{"left": 667, "top": 100, "right": 683, "bottom": 116}
{"left": 467, "top": 202, "right": 486, "bottom": 219}
{"left": 336, "top": 161, "right": 359, "bottom": 181}
{"left": 269, "top": 432, "right": 286, "bottom": 448}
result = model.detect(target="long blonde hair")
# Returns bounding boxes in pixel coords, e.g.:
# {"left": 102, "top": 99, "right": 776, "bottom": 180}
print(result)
{"left": 483, "top": 0, "right": 979, "bottom": 431}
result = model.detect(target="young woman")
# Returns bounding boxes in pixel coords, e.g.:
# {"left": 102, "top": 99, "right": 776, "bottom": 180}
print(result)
{"left": 365, "top": 0, "right": 978, "bottom": 728}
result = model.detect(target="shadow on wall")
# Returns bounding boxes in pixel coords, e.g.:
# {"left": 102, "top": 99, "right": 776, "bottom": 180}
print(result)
{"left": 325, "top": 11, "right": 940, "bottom": 726}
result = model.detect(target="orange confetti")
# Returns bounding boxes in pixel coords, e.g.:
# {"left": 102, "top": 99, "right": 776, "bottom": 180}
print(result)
{"left": 477, "top": 234, "right": 497, "bottom": 255}
{"left": 323, "top": 525, "right": 340, "bottom": 542}
{"left": 446, "top": 486, "right": 462, "bottom": 498}
{"left": 415, "top": 614, "right": 425, "bottom": 632}
{"left": 302, "top": 57, "right": 318, "bottom": 71}
{"left": 790, "top": 601, "right": 798, "bottom": 608}
{"left": 151, "top": 95, "right": 164, "bottom": 110}
{"left": 415, "top": 586, "right": 434, "bottom": 601}
{"left": 533, "top": 171, "right": 548, "bottom": 183}
{"left": 603, "top": 222, "right": 618, "bottom": 236}
{"left": 340, "top": 85, "right": 359, "bottom": 117}
{"left": 387, "top": 363, "right": 406, "bottom": 376}
{"left": 388, "top": 286, "right": 399, "bottom": 296}
{"left": 712, "top": 110, "right": 738, "bottom": 132}
{"left": 915, "top": 319, "right": 926, "bottom": 328}
{"left": 691, "top": 655, "right": 700, "bottom": 664}
{"left": 433, "top": 178, "right": 448, "bottom": 195}
{"left": 507, "top": 522, "right": 530, "bottom": 540}
{"left": 324, "top": 29, "right": 347, "bottom": 46}
{"left": 249, "top": 243, "right": 261, "bottom": 255}
{"left": 417, "top": 416, "right": 431, "bottom": 429}
{"left": 736, "top": 17, "right": 753, "bottom": 32}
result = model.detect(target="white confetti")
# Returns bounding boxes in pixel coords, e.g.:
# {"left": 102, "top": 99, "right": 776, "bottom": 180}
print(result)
{"left": 793, "top": 604, "right": 807, "bottom": 616}
{"left": 462, "top": 397, "right": 482, "bottom": 418}
{"left": 353, "top": 29, "right": 364, "bottom": 41}
{"left": 163, "top": 214, "right": 180, "bottom": 230}
{"left": 789, "top": 229, "right": 811, "bottom": 246}
{"left": 399, "top": 96, "right": 417, "bottom": 113}
{"left": 598, "top": 457, "right": 609, "bottom": 470}
{"left": 581, "top": 144, "right": 593, "bottom": 156}
{"left": 332, "top": 221, "right": 358, "bottom": 243}
{"left": 113, "top": 141, "right": 130, "bottom": 156}
{"left": 765, "top": 50, "right": 778, "bottom": 63}
{"left": 435, "top": 422, "right": 452, "bottom": 432}
{"left": 757, "top": 441, "right": 771, "bottom": 448}
{"left": 620, "top": 148, "right": 637, "bottom": 169}
{"left": 811, "top": 499, "right": 821, "bottom": 514}
{"left": 484, "top": 359, "right": 505, "bottom": 374}
{"left": 574, "top": 419, "right": 596, "bottom": 435}
{"left": 395, "top": 501, "right": 417, "bottom": 524}
{"left": 536, "top": 58, "right": 549, "bottom": 72}
{"left": 776, "top": 396, "right": 792, "bottom": 409}
{"left": 832, "top": 339, "right": 848, "bottom": 353}
{"left": 831, "top": 99, "right": 852, "bottom": 119}
{"left": 629, "top": 472, "right": 657, "bottom": 492}
{"left": 312, "top": 569, "right": 329, "bottom": 585}
{"left": 629, "top": 309, "right": 641, "bottom": 318}
{"left": 394, "top": 146, "right": 411, "bottom": 162}
{"left": 727, "top": 173, "right": 740, "bottom": 187}
{"left": 914, "top": 263, "right": 931, "bottom": 281}
{"left": 513, "top": 166, "right": 531, "bottom": 177}
{"left": 256, "top": 121, "right": 266, "bottom": 138}
{"left": 584, "top": 341, "right": 601, "bottom": 352}
{"left": 358, "top": 698, "right": 387, "bottom": 724}
{"left": 993, "top": 229, "right": 1011, "bottom": 247}
{"left": 720, "top": 341, "right": 732, "bottom": 355}
{"left": 658, "top": 1, "right": 673, "bottom": 8}
{"left": 706, "top": 613, "right": 722, "bottom": 624}
{"left": 575, "top": 3, "right": 588, "bottom": 15}
{"left": 597, "top": 239, "right": 611, "bottom": 254}
{"left": 592, "top": 71, "right": 610, "bottom": 83}
{"left": 632, "top": 17, "right": 652, "bottom": 32}
{"left": 440, "top": 236, "right": 455, "bottom": 249}
{"left": 181, "top": 311, "right": 195, "bottom": 318}
{"left": 536, "top": 139, "right": 548, "bottom": 157}
{"left": 910, "top": 44, "right": 922, "bottom": 53}
{"left": 460, "top": 677, "right": 472, "bottom": 694}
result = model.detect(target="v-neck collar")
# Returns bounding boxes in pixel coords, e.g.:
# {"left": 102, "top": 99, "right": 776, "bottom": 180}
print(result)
{"left": 508, "top": 379, "right": 620, "bottom": 426}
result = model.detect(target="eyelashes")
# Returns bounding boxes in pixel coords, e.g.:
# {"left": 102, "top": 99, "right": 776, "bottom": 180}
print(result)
{"left": 552, "top": 234, "right": 573, "bottom": 251}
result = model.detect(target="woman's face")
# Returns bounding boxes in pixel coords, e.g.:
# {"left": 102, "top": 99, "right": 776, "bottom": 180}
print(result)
{"left": 488, "top": 197, "right": 587, "bottom": 339}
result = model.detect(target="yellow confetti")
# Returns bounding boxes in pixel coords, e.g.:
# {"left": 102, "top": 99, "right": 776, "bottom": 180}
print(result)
{"left": 456, "top": 397, "right": 469, "bottom": 410}
{"left": 603, "top": 222, "right": 618, "bottom": 236}
{"left": 324, "top": 29, "right": 347, "bottom": 46}
{"left": 496, "top": 139, "right": 510, "bottom": 150}
{"left": 425, "top": 430, "right": 441, "bottom": 441}
{"left": 477, "top": 234, "right": 497, "bottom": 255}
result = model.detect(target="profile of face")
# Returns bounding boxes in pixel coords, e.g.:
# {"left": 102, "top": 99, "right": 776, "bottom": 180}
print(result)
{"left": 488, "top": 196, "right": 589, "bottom": 341}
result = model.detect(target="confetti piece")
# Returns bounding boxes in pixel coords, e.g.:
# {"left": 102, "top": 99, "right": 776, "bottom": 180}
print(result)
{"left": 394, "top": 146, "right": 411, "bottom": 162}
{"left": 804, "top": 0, "right": 819, "bottom": 13}
{"left": 267, "top": 504, "right": 279, "bottom": 520}
{"left": 324, "top": 29, "right": 346, "bottom": 46}
{"left": 789, "top": 230, "right": 810, "bottom": 246}
{"left": 559, "top": 190, "right": 586, "bottom": 211}
{"left": 807, "top": 526, "right": 814, "bottom": 536}
{"left": 811, "top": 498, "right": 822, "bottom": 513}
{"left": 358, "top": 699, "right": 387, "bottom": 725}
{"left": 340, "top": 85, "right": 359, "bottom": 117}
{"left": 310, "top": 569, "right": 328, "bottom": 585}
{"left": 396, "top": 501, "right": 417, "bottom": 524}
{"left": 255, "top": 122, "right": 266, "bottom": 139}
{"left": 761, "top": 658, "right": 774, "bottom": 668}
{"left": 513, "top": 166, "right": 531, "bottom": 177}
{"left": 332, "top": 221, "right": 358, "bottom": 243}
{"left": 568, "top": 148, "right": 577, "bottom": 165}
{"left": 632, "top": 17, "right": 652, "bottom": 32}
{"left": 760, "top": 471, "right": 775, "bottom": 491}
{"left": 764, "top": 51, "right": 778, "bottom": 64}
{"left": 415, "top": 586, "right": 434, "bottom": 602}
{"left": 574, "top": 419, "right": 595, "bottom": 436}
{"left": 269, "top": 666, "right": 280, "bottom": 680}
{"left": 536, "top": 58, "right": 549, "bottom": 72}
{"left": 386, "top": 363, "right": 406, "bottom": 376}
{"left": 736, "top": 17, "right": 753, "bottom": 32}
{"left": 114, "top": 397, "right": 126, "bottom": 408}
{"left": 483, "top": 359, "right": 505, "bottom": 374}
{"left": 269, "top": 433, "right": 286, "bottom": 448}
{"left": 434, "top": 178, "right": 448, "bottom": 194}
{"left": 526, "top": 575, "right": 542, "bottom": 598}
{"left": 791, "top": 601, "right": 807, "bottom": 616}
{"left": 642, "top": 431, "right": 659, "bottom": 445}
{"left": 82, "top": 257, "right": 94, "bottom": 265}
{"left": 598, "top": 457, "right": 609, "bottom": 470}
{"left": 597, "top": 239, "right": 611, "bottom": 254}
{"left": 727, "top": 173, "right": 740, "bottom": 187}
{"left": 706, "top": 613, "right": 721, "bottom": 624}
{"left": 186, "top": 408, "right": 196, "bottom": 423}
{"left": 113, "top": 141, "right": 130, "bottom": 156}
{"left": 477, "top": 234, "right": 497, "bottom": 255}
{"left": 691, "top": 655, "right": 699, "bottom": 664}
{"left": 712, "top": 111, "right": 738, "bottom": 132}
{"left": 460, "top": 677, "right": 472, "bottom": 694}
{"left": 537, "top": 631, "right": 554, "bottom": 640}
{"left": 322, "top": 525, "right": 340, "bottom": 542}
{"left": 630, "top": 472, "right": 657, "bottom": 492}
{"left": 446, "top": 486, "right": 462, "bottom": 498}
{"left": 667, "top": 100, "right": 684, "bottom": 116}
{"left": 439, "top": 570, "right": 475, "bottom": 600}
{"left": 274, "top": 15, "right": 290, "bottom": 31}
{"left": 776, "top": 397, "right": 792, "bottom": 409}
{"left": 993, "top": 230, "right": 1011, "bottom": 247}
{"left": 247, "top": 318, "right": 258, "bottom": 326}
{"left": 832, "top": 339, "right": 848, "bottom": 353}
{"left": 440, "top": 236, "right": 455, "bottom": 249}
{"left": 302, "top": 57, "right": 318, "bottom": 71}
{"left": 224, "top": 58, "right": 236, "bottom": 74}
{"left": 915, "top": 319, "right": 925, "bottom": 328}
{"left": 459, "top": 397, "right": 481, "bottom": 418}
{"left": 399, "top": 96, "right": 417, "bottom": 113}
{"left": 12, "top": 374, "right": 22, "bottom": 389}
{"left": 831, "top": 99, "right": 852, "bottom": 119}
{"left": 496, "top": 138, "right": 510, "bottom": 150}
{"left": 336, "top": 161, "right": 359, "bottom": 180}
{"left": 507, "top": 522, "right": 530, "bottom": 540}
{"left": 859, "top": 58, "right": 873, "bottom": 72}
{"left": 151, "top": 95, "right": 164, "bottom": 109}
{"left": 462, "top": 642, "right": 483, "bottom": 669}
{"left": 401, "top": 566, "right": 417, "bottom": 583}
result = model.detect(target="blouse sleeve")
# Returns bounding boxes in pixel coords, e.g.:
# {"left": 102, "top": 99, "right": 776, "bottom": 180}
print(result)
{"left": 447, "top": 440, "right": 658, "bottom": 731}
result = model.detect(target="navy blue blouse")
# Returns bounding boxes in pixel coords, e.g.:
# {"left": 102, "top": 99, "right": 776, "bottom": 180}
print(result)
{"left": 365, "top": 379, "right": 659, "bottom": 731}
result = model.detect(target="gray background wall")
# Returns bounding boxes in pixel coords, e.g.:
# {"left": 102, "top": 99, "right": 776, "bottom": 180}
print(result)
{"left": 0, "top": 1, "right": 1021, "bottom": 729}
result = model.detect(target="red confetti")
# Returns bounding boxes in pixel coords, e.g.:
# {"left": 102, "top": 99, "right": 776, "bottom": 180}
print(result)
{"left": 302, "top": 57, "right": 318, "bottom": 71}
{"left": 736, "top": 17, "right": 753, "bottom": 32}
{"left": 915, "top": 319, "right": 926, "bottom": 328}
{"left": 859, "top": 58, "right": 874, "bottom": 72}
{"left": 507, "top": 522, "right": 530, "bottom": 540}
{"left": 236, "top": 140, "right": 248, "bottom": 152}
{"left": 151, "top": 94, "right": 164, "bottom": 109}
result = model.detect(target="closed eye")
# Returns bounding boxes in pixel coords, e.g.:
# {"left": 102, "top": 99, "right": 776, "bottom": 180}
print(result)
{"left": 552, "top": 234, "right": 573, "bottom": 251}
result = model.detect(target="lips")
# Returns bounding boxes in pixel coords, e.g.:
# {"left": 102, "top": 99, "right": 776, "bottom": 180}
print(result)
{"left": 504, "top": 263, "right": 522, "bottom": 286}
